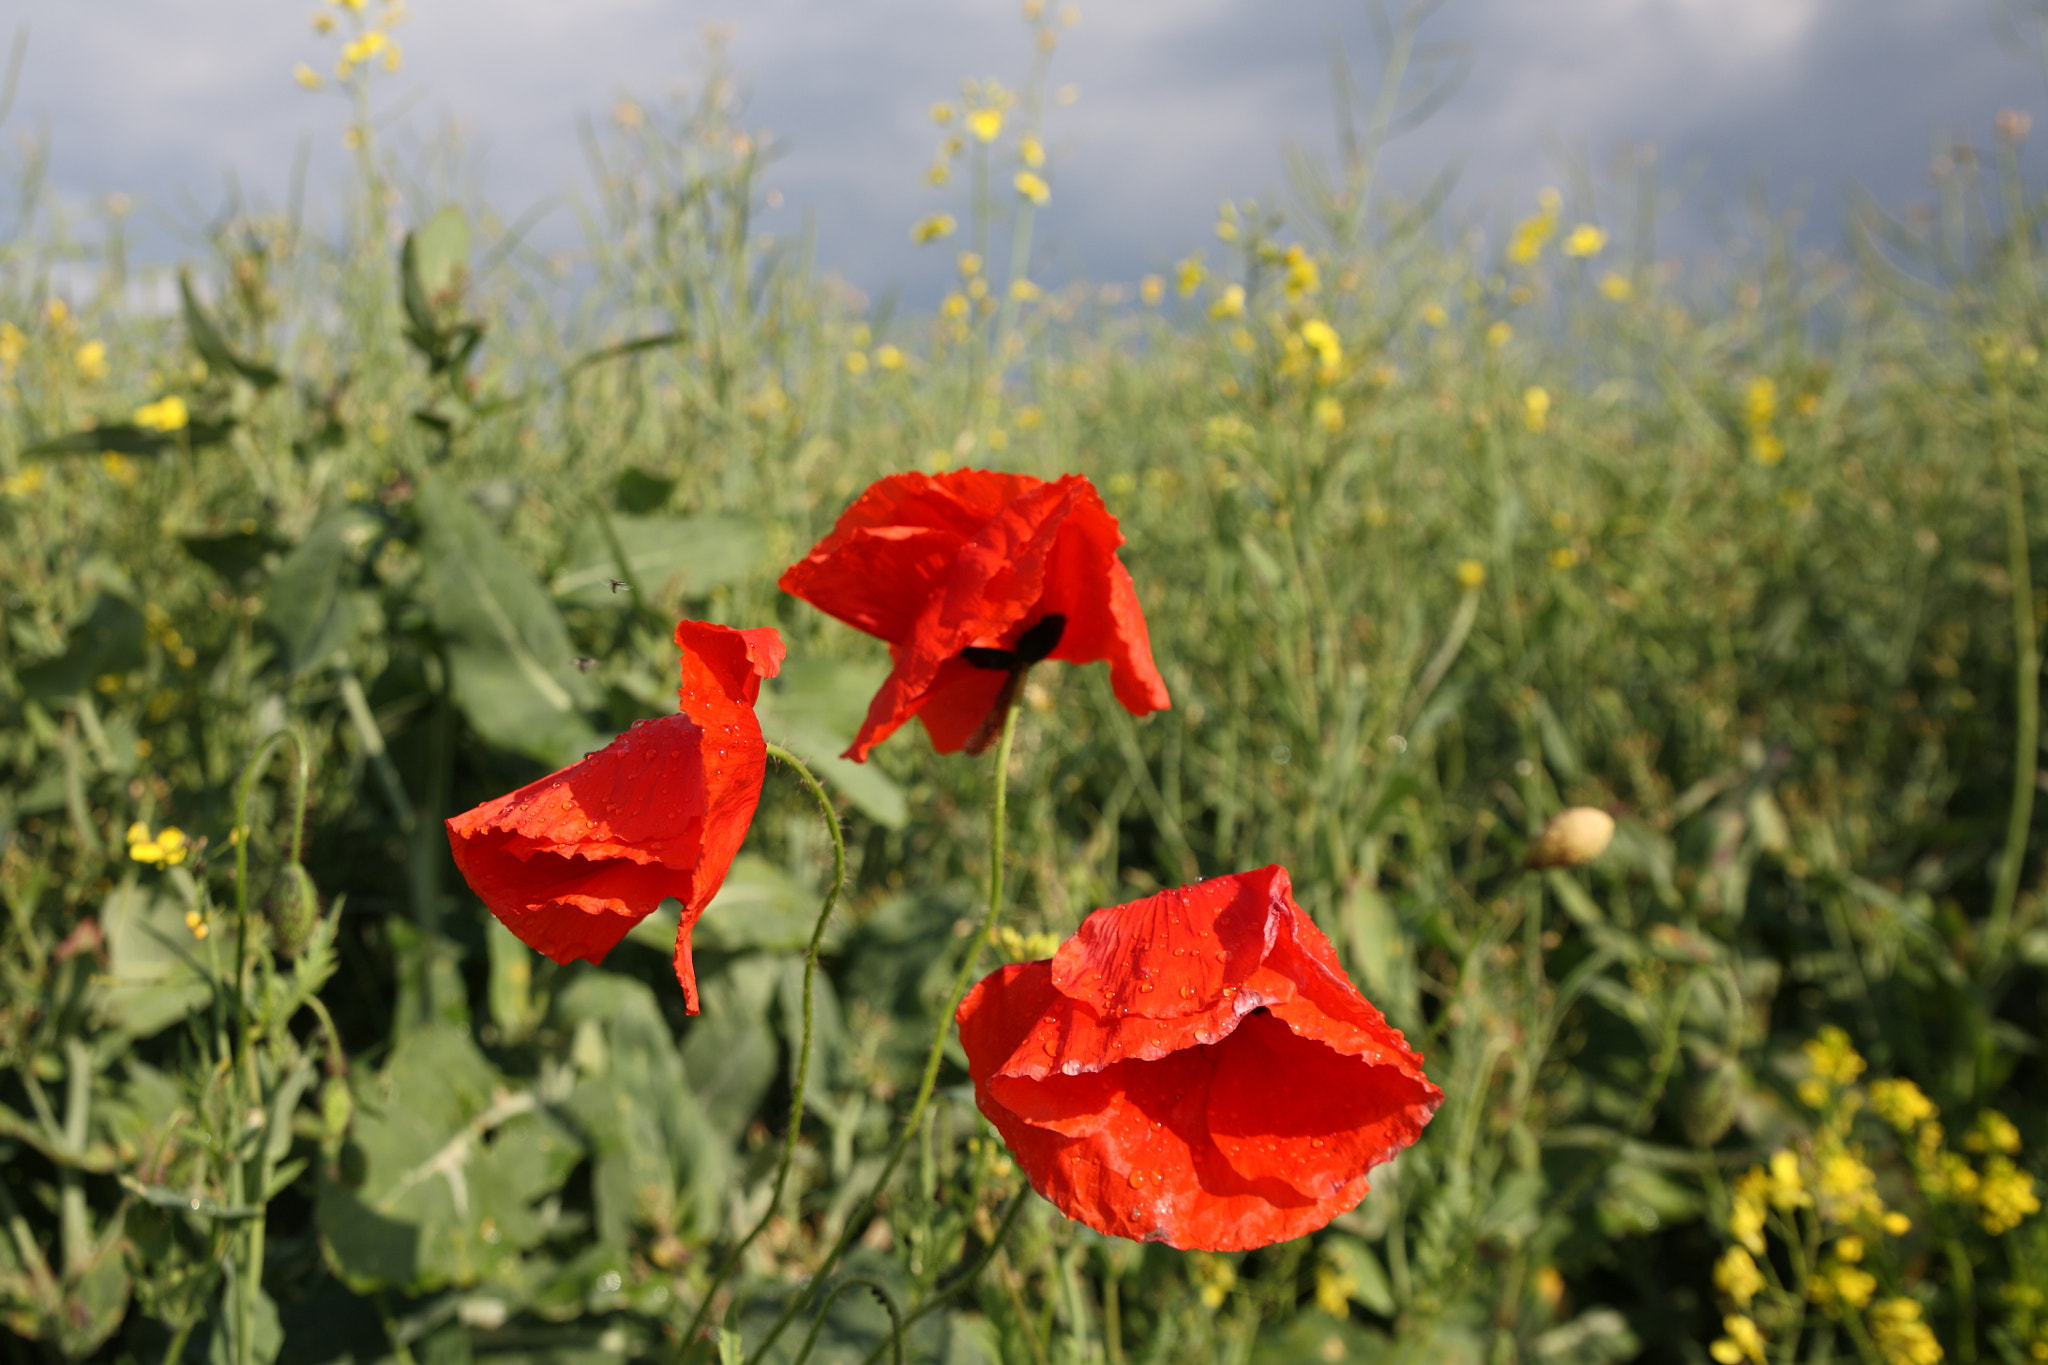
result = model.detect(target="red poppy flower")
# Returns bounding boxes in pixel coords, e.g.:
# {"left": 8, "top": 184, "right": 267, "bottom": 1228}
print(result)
{"left": 445, "top": 620, "right": 785, "bottom": 1012}
{"left": 778, "top": 470, "right": 1170, "bottom": 761}
{"left": 956, "top": 865, "right": 1441, "bottom": 1251}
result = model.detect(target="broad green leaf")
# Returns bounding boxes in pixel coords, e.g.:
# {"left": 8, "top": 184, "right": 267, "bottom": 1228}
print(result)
{"left": 319, "top": 1025, "right": 582, "bottom": 1294}
{"left": 17, "top": 594, "right": 146, "bottom": 701}
{"left": 95, "top": 878, "right": 212, "bottom": 1041}
{"left": 412, "top": 206, "right": 471, "bottom": 305}
{"left": 261, "top": 506, "right": 379, "bottom": 676}
{"left": 416, "top": 473, "right": 600, "bottom": 765}
{"left": 180, "top": 269, "right": 282, "bottom": 389}
{"left": 1322, "top": 1232, "right": 1397, "bottom": 1318}
{"left": 677, "top": 956, "right": 781, "bottom": 1145}
{"left": 180, "top": 524, "right": 285, "bottom": 586}
{"left": 613, "top": 465, "right": 676, "bottom": 514}
{"left": 23, "top": 418, "right": 234, "bottom": 458}
{"left": 688, "top": 855, "right": 844, "bottom": 955}
{"left": 551, "top": 511, "right": 769, "bottom": 607}
{"left": 756, "top": 658, "right": 908, "bottom": 830}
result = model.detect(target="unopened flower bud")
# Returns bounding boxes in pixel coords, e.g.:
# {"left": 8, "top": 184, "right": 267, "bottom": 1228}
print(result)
{"left": 1526, "top": 806, "right": 1615, "bottom": 869}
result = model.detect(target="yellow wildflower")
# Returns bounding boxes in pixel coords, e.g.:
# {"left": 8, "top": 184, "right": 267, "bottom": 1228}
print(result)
{"left": 100, "top": 453, "right": 139, "bottom": 487}
{"left": 340, "top": 29, "right": 387, "bottom": 67}
{"left": 1751, "top": 432, "right": 1786, "bottom": 466}
{"left": 925, "top": 163, "right": 952, "bottom": 187}
{"left": 1313, "top": 397, "right": 1343, "bottom": 434}
{"left": 1816, "top": 1148, "right": 1882, "bottom": 1223}
{"left": 1710, "top": 1314, "right": 1767, "bottom": 1365}
{"left": 1283, "top": 244, "right": 1321, "bottom": 297}
{"left": 1211, "top": 284, "right": 1245, "bottom": 320}
{"left": 1805, "top": 1026, "right": 1867, "bottom": 1088}
{"left": 183, "top": 908, "right": 210, "bottom": 941}
{"left": 75, "top": 339, "right": 108, "bottom": 380}
{"left": 1507, "top": 189, "right": 1562, "bottom": 265}
{"left": 1456, "top": 559, "right": 1487, "bottom": 591}
{"left": 1882, "top": 1211, "right": 1912, "bottom": 1236}
{"left": 1486, "top": 321, "right": 1513, "bottom": 348}
{"left": 1811, "top": 1261, "right": 1876, "bottom": 1312}
{"left": 844, "top": 350, "right": 869, "bottom": 376}
{"left": 1314, "top": 1263, "right": 1354, "bottom": 1319}
{"left": 294, "top": 62, "right": 324, "bottom": 89}
{"left": 1868, "top": 1298, "right": 1943, "bottom": 1365}
{"left": 1766, "top": 1149, "right": 1809, "bottom": 1211}
{"left": 1713, "top": 1248, "right": 1764, "bottom": 1307}
{"left": 1420, "top": 301, "right": 1449, "bottom": 328}
{"left": 1736, "top": 1170, "right": 1785, "bottom": 1252}
{"left": 1549, "top": 546, "right": 1577, "bottom": 570}
{"left": 1192, "top": 1254, "right": 1236, "bottom": 1310}
{"left": 958, "top": 251, "right": 984, "bottom": 277}
{"left": 1009, "top": 279, "right": 1042, "bottom": 302}
{"left": 930, "top": 102, "right": 955, "bottom": 124}
{"left": 967, "top": 108, "right": 1003, "bottom": 143}
{"left": 1562, "top": 224, "right": 1607, "bottom": 258}
{"left": 1019, "top": 134, "right": 1044, "bottom": 168}
{"left": 312, "top": 11, "right": 336, "bottom": 34}
{"left": 911, "top": 213, "right": 957, "bottom": 244}
{"left": 1745, "top": 376, "right": 1777, "bottom": 426}
{"left": 874, "top": 345, "right": 906, "bottom": 371}
{"left": 1600, "top": 272, "right": 1634, "bottom": 301}
{"left": 1869, "top": 1079, "right": 1937, "bottom": 1132}
{"left": 1016, "top": 405, "right": 1043, "bottom": 430}
{"left": 0, "top": 320, "right": 23, "bottom": 372}
{"left": 1300, "top": 318, "right": 1341, "bottom": 376}
{"left": 127, "top": 822, "right": 190, "bottom": 868}
{"left": 1524, "top": 386, "right": 1551, "bottom": 432}
{"left": 1139, "top": 275, "right": 1164, "bottom": 306}
{"left": 1965, "top": 1110, "right": 2021, "bottom": 1155}
{"left": 2, "top": 467, "right": 45, "bottom": 499}
{"left": 1836, "top": 1235, "right": 1865, "bottom": 1262}
{"left": 1176, "top": 255, "right": 1205, "bottom": 297}
{"left": 134, "top": 396, "right": 189, "bottom": 432}
{"left": 1979, "top": 1155, "right": 2039, "bottom": 1234}
{"left": 1014, "top": 171, "right": 1050, "bottom": 206}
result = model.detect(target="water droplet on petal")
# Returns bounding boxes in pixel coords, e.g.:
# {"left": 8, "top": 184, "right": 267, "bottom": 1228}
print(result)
{"left": 1128, "top": 1172, "right": 1145, "bottom": 1188}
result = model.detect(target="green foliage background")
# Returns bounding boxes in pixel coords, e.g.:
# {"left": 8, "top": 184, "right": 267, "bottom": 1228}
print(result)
{"left": 2, "top": 18, "right": 2047, "bottom": 1365}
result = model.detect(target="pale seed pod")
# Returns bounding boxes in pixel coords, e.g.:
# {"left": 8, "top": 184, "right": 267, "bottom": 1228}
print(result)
{"left": 1526, "top": 806, "right": 1615, "bottom": 869}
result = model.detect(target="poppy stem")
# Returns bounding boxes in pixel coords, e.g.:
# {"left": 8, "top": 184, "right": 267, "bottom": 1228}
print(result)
{"left": 677, "top": 743, "right": 846, "bottom": 1361}
{"left": 745, "top": 706, "right": 1022, "bottom": 1365}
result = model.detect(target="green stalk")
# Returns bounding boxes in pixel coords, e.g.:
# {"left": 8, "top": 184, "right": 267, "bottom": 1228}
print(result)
{"left": 678, "top": 744, "right": 846, "bottom": 1355}
{"left": 228, "top": 730, "right": 309, "bottom": 1365}
{"left": 1985, "top": 371, "right": 2038, "bottom": 969}
{"left": 746, "top": 706, "right": 1021, "bottom": 1365}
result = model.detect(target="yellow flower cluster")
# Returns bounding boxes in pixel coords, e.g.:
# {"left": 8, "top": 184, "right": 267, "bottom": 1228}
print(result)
{"left": 995, "top": 926, "right": 1061, "bottom": 961}
{"left": 1191, "top": 1253, "right": 1236, "bottom": 1309}
{"left": 1281, "top": 244, "right": 1320, "bottom": 299}
{"left": 1869, "top": 1298, "right": 1943, "bottom": 1365}
{"left": 133, "top": 395, "right": 189, "bottom": 432}
{"left": 1745, "top": 376, "right": 1784, "bottom": 465}
{"left": 1709, "top": 1313, "right": 1766, "bottom": 1364}
{"left": 1507, "top": 188, "right": 1562, "bottom": 265}
{"left": 127, "top": 822, "right": 189, "bottom": 868}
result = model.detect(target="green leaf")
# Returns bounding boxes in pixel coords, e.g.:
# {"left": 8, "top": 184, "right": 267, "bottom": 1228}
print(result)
{"left": 318, "top": 1026, "right": 583, "bottom": 1294}
{"left": 261, "top": 507, "right": 380, "bottom": 676}
{"left": 416, "top": 473, "right": 600, "bottom": 765}
{"left": 181, "top": 524, "right": 286, "bottom": 587}
{"left": 613, "top": 465, "right": 676, "bottom": 514}
{"left": 551, "top": 511, "right": 769, "bottom": 607}
{"left": 677, "top": 956, "right": 781, "bottom": 1145}
{"left": 412, "top": 206, "right": 471, "bottom": 304}
{"left": 23, "top": 418, "right": 234, "bottom": 458}
{"left": 1322, "top": 1232, "right": 1397, "bottom": 1318}
{"left": 95, "top": 878, "right": 214, "bottom": 1041}
{"left": 17, "top": 594, "right": 146, "bottom": 701}
{"left": 180, "top": 269, "right": 282, "bottom": 389}
{"left": 756, "top": 658, "right": 908, "bottom": 830}
{"left": 687, "top": 855, "right": 843, "bottom": 955}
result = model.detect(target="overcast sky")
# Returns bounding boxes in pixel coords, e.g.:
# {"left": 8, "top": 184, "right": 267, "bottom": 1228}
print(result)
{"left": 4, "top": 0, "right": 2042, "bottom": 300}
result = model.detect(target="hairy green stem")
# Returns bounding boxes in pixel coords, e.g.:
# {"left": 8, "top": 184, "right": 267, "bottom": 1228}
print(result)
{"left": 679, "top": 743, "right": 847, "bottom": 1358}
{"left": 790, "top": 1278, "right": 904, "bottom": 1365}
{"left": 749, "top": 706, "right": 1021, "bottom": 1364}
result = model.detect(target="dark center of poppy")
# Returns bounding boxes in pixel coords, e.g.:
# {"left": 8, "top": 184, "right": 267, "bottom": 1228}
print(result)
{"left": 961, "top": 614, "right": 1066, "bottom": 672}
{"left": 1248, "top": 1005, "right": 1270, "bottom": 1016}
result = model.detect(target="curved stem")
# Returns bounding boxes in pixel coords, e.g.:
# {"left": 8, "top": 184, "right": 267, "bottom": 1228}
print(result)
{"left": 857, "top": 1188, "right": 1030, "bottom": 1365}
{"left": 790, "top": 1278, "right": 905, "bottom": 1365}
{"left": 678, "top": 743, "right": 847, "bottom": 1359}
{"left": 749, "top": 707, "right": 1022, "bottom": 1364}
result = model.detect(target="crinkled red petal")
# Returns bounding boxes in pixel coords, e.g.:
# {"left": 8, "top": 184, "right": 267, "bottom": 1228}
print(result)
{"left": 781, "top": 470, "right": 1170, "bottom": 762}
{"left": 956, "top": 867, "right": 1443, "bottom": 1251}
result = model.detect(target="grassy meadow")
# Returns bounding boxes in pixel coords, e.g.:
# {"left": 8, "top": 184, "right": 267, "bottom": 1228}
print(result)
{"left": 3, "top": 10, "right": 2048, "bottom": 1364}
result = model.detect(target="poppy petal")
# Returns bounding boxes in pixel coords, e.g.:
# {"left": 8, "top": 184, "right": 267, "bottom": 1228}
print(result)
{"left": 782, "top": 469, "right": 1169, "bottom": 761}
{"left": 957, "top": 865, "right": 1442, "bottom": 1251}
